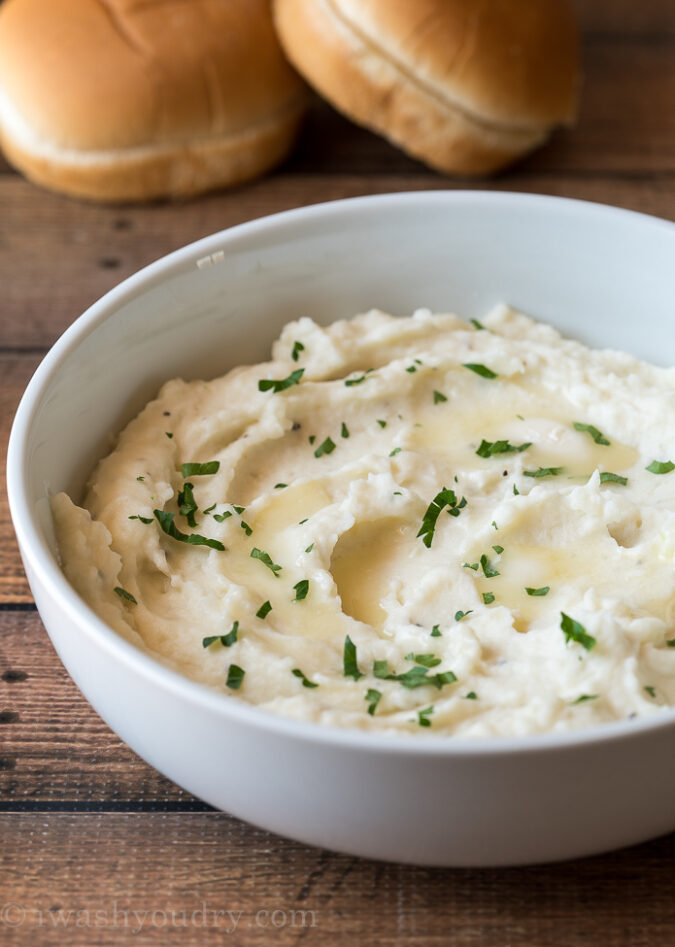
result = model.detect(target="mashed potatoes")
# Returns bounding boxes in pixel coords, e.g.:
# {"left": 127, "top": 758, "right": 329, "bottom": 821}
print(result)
{"left": 51, "top": 306, "right": 675, "bottom": 736}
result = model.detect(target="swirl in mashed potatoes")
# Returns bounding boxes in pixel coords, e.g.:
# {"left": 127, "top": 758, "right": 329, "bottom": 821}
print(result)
{"left": 51, "top": 306, "right": 675, "bottom": 736}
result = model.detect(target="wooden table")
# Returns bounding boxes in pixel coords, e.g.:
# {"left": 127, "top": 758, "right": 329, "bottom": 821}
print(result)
{"left": 1, "top": 2, "right": 674, "bottom": 943}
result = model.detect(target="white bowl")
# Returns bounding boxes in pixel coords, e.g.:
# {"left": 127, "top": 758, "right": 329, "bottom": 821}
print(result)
{"left": 7, "top": 192, "right": 675, "bottom": 866}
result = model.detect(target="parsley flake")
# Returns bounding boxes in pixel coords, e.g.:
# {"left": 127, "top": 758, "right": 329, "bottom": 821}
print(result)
{"left": 154, "top": 510, "right": 225, "bottom": 551}
{"left": 463, "top": 363, "right": 498, "bottom": 379}
{"left": 343, "top": 636, "right": 363, "bottom": 680}
{"left": 454, "top": 610, "right": 472, "bottom": 622}
{"left": 476, "top": 439, "right": 531, "bottom": 458}
{"left": 373, "top": 661, "right": 456, "bottom": 690}
{"left": 177, "top": 481, "right": 198, "bottom": 527}
{"left": 646, "top": 460, "right": 675, "bottom": 475}
{"left": 258, "top": 368, "right": 304, "bottom": 393}
{"left": 480, "top": 554, "right": 500, "bottom": 578}
{"left": 573, "top": 694, "right": 599, "bottom": 704}
{"left": 600, "top": 472, "right": 628, "bottom": 486}
{"left": 406, "top": 653, "right": 441, "bottom": 668}
{"left": 667, "top": 639, "right": 675, "bottom": 648}
{"left": 226, "top": 664, "right": 245, "bottom": 690}
{"left": 341, "top": 422, "right": 349, "bottom": 439}
{"left": 256, "top": 601, "right": 272, "bottom": 620}
{"left": 165, "top": 432, "right": 173, "bottom": 439}
{"left": 376, "top": 419, "right": 387, "bottom": 428}
{"left": 365, "top": 689, "right": 382, "bottom": 716}
{"left": 417, "top": 487, "right": 461, "bottom": 547}
{"left": 524, "top": 466, "right": 564, "bottom": 478}
{"left": 291, "top": 341, "right": 305, "bottom": 362}
{"left": 433, "top": 390, "right": 448, "bottom": 404}
{"left": 560, "top": 612, "right": 596, "bottom": 651}
{"left": 482, "top": 592, "right": 495, "bottom": 605}
{"left": 292, "top": 579, "right": 309, "bottom": 602}
{"left": 430, "top": 624, "right": 442, "bottom": 638}
{"left": 525, "top": 586, "right": 550, "bottom": 597}
{"left": 573, "top": 422, "right": 610, "bottom": 446}
{"left": 314, "top": 437, "right": 336, "bottom": 458}
{"left": 644, "top": 685, "right": 657, "bottom": 698}
{"left": 416, "top": 706, "right": 434, "bottom": 727}
{"left": 305, "top": 543, "right": 314, "bottom": 553}
{"left": 274, "top": 483, "right": 287, "bottom": 489}
{"left": 203, "top": 621, "right": 239, "bottom": 649}
{"left": 389, "top": 447, "right": 402, "bottom": 457}
{"left": 344, "top": 373, "right": 367, "bottom": 387}
{"left": 114, "top": 586, "right": 137, "bottom": 605}
{"left": 492, "top": 544, "right": 504, "bottom": 555}
{"left": 213, "top": 510, "right": 232, "bottom": 522}
{"left": 250, "top": 547, "right": 282, "bottom": 576}
{"left": 292, "top": 668, "right": 318, "bottom": 688}
{"left": 181, "top": 461, "right": 220, "bottom": 477}
{"left": 464, "top": 691, "right": 478, "bottom": 700}
{"left": 128, "top": 514, "right": 153, "bottom": 524}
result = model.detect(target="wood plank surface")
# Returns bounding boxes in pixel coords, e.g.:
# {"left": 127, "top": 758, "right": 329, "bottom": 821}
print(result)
{"left": 1, "top": 1, "right": 674, "bottom": 943}
{"left": 0, "top": 813, "right": 673, "bottom": 947}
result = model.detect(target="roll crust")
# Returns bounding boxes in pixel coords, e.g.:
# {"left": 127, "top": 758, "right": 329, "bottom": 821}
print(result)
{"left": 0, "top": 0, "right": 307, "bottom": 200}
{"left": 273, "top": 0, "right": 580, "bottom": 175}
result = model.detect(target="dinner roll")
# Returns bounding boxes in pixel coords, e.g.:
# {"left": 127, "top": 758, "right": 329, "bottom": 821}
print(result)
{"left": 273, "top": 0, "right": 580, "bottom": 175}
{"left": 0, "top": 0, "right": 307, "bottom": 201}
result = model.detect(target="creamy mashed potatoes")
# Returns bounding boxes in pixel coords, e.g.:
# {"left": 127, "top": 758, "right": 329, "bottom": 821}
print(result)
{"left": 52, "top": 307, "right": 675, "bottom": 736}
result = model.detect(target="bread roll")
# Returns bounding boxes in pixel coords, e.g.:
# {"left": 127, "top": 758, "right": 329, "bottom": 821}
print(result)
{"left": 0, "top": 0, "right": 307, "bottom": 201}
{"left": 273, "top": 0, "right": 580, "bottom": 175}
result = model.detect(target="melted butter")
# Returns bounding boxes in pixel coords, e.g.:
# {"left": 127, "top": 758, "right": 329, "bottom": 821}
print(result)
{"left": 330, "top": 519, "right": 414, "bottom": 632}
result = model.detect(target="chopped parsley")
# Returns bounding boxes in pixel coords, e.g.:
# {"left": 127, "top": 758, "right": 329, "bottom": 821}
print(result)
{"left": 365, "top": 689, "right": 382, "bottom": 716}
{"left": 430, "top": 624, "right": 442, "bottom": 637}
{"left": 305, "top": 543, "right": 314, "bottom": 553}
{"left": 213, "top": 510, "right": 232, "bottom": 522}
{"left": 406, "top": 653, "right": 441, "bottom": 668}
{"left": 463, "top": 363, "right": 498, "bottom": 379}
{"left": 476, "top": 439, "right": 531, "bottom": 458}
{"left": 250, "top": 547, "right": 282, "bottom": 576}
{"left": 560, "top": 612, "right": 596, "bottom": 651}
{"left": 177, "top": 481, "right": 198, "bottom": 527}
{"left": 239, "top": 520, "right": 252, "bottom": 537}
{"left": 308, "top": 435, "right": 316, "bottom": 445}
{"left": 128, "top": 514, "right": 153, "bottom": 524}
{"left": 314, "top": 436, "right": 336, "bottom": 458}
{"left": 463, "top": 562, "right": 479, "bottom": 571}
{"left": 454, "top": 610, "right": 472, "bottom": 622}
{"left": 417, "top": 487, "right": 461, "bottom": 547}
{"left": 165, "top": 432, "right": 173, "bottom": 439}
{"left": 524, "top": 466, "right": 564, "bottom": 478}
{"left": 600, "top": 472, "right": 628, "bottom": 486}
{"left": 470, "top": 318, "right": 485, "bottom": 330}
{"left": 203, "top": 503, "right": 216, "bottom": 514}
{"left": 274, "top": 483, "right": 287, "bottom": 489}
{"left": 376, "top": 419, "right": 387, "bottom": 428}
{"left": 292, "top": 579, "right": 309, "bottom": 602}
{"left": 464, "top": 691, "right": 478, "bottom": 700}
{"left": 181, "top": 461, "right": 220, "bottom": 477}
{"left": 373, "top": 661, "right": 456, "bottom": 690}
{"left": 258, "top": 368, "right": 304, "bottom": 393}
{"left": 292, "top": 668, "right": 318, "bottom": 688}
{"left": 344, "top": 373, "right": 367, "bottom": 387}
{"left": 573, "top": 422, "right": 610, "bottom": 446}
{"left": 433, "top": 390, "right": 448, "bottom": 404}
{"left": 343, "top": 635, "right": 363, "bottom": 680}
{"left": 389, "top": 447, "right": 402, "bottom": 457}
{"left": 492, "top": 544, "right": 504, "bottom": 555}
{"left": 291, "top": 341, "right": 305, "bottom": 362}
{"left": 154, "top": 509, "right": 225, "bottom": 551}
{"left": 416, "top": 706, "right": 434, "bottom": 727}
{"left": 480, "top": 553, "right": 500, "bottom": 578}
{"left": 525, "top": 586, "right": 550, "bottom": 597}
{"left": 114, "top": 586, "right": 137, "bottom": 605}
{"left": 482, "top": 592, "right": 495, "bottom": 605}
{"left": 226, "top": 664, "right": 245, "bottom": 690}
{"left": 341, "top": 422, "right": 349, "bottom": 438}
{"left": 203, "top": 621, "right": 239, "bottom": 649}
{"left": 667, "top": 639, "right": 675, "bottom": 648}
{"left": 405, "top": 365, "right": 417, "bottom": 373}
{"left": 646, "top": 459, "right": 675, "bottom": 474}
{"left": 232, "top": 505, "right": 245, "bottom": 514}
{"left": 573, "top": 694, "right": 599, "bottom": 704}
{"left": 513, "top": 483, "right": 520, "bottom": 495}
{"left": 644, "top": 685, "right": 657, "bottom": 698}
{"left": 136, "top": 476, "right": 145, "bottom": 481}
{"left": 256, "top": 600, "right": 272, "bottom": 620}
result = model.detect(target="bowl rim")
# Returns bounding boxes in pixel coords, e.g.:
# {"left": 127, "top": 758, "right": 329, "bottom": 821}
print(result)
{"left": 7, "top": 189, "right": 675, "bottom": 757}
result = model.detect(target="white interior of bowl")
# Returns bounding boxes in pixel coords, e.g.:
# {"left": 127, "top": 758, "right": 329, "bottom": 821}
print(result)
{"left": 9, "top": 191, "right": 675, "bottom": 743}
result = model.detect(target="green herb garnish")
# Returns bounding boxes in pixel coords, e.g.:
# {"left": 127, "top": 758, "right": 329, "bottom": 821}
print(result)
{"left": 305, "top": 543, "right": 314, "bottom": 553}
{"left": 644, "top": 685, "right": 657, "bottom": 698}
{"left": 454, "top": 610, "right": 472, "bottom": 622}
{"left": 389, "top": 447, "right": 402, "bottom": 457}
{"left": 344, "top": 373, "right": 367, "bottom": 387}
{"left": 291, "top": 341, "right": 305, "bottom": 362}
{"left": 292, "top": 668, "right": 318, "bottom": 688}
{"left": 600, "top": 472, "right": 628, "bottom": 486}
{"left": 524, "top": 467, "right": 564, "bottom": 478}
{"left": 373, "top": 661, "right": 456, "bottom": 690}
{"left": 226, "top": 664, "right": 245, "bottom": 690}
{"left": 464, "top": 691, "right": 478, "bottom": 700}
{"left": 492, "top": 544, "right": 504, "bottom": 555}
{"left": 128, "top": 514, "right": 153, "bottom": 524}
{"left": 480, "top": 554, "right": 500, "bottom": 578}
{"left": 430, "top": 624, "right": 442, "bottom": 637}
{"left": 250, "top": 547, "right": 282, "bottom": 576}
{"left": 573, "top": 694, "right": 599, "bottom": 704}
{"left": 433, "top": 390, "right": 448, "bottom": 404}
{"left": 482, "top": 592, "right": 495, "bottom": 605}
{"left": 239, "top": 520, "right": 252, "bottom": 537}
{"left": 513, "top": 483, "right": 520, "bottom": 495}
{"left": 646, "top": 460, "right": 675, "bottom": 474}
{"left": 341, "top": 422, "right": 349, "bottom": 438}
{"left": 165, "top": 432, "right": 173, "bottom": 439}
{"left": 154, "top": 510, "right": 225, "bottom": 551}
{"left": 213, "top": 510, "right": 232, "bottom": 522}
{"left": 203, "top": 621, "right": 239, "bottom": 649}
{"left": 470, "top": 319, "right": 485, "bottom": 330}
{"left": 406, "top": 653, "right": 442, "bottom": 668}
{"left": 560, "top": 612, "right": 596, "bottom": 651}
{"left": 463, "top": 363, "right": 498, "bottom": 379}
{"left": 417, "top": 487, "right": 460, "bottom": 547}
{"left": 525, "top": 586, "right": 550, "bottom": 597}
{"left": 181, "top": 461, "right": 220, "bottom": 477}
{"left": 376, "top": 419, "right": 387, "bottom": 428}
{"left": 463, "top": 562, "right": 479, "bottom": 571}
{"left": 256, "top": 601, "right": 272, "bottom": 620}
{"left": 314, "top": 437, "right": 336, "bottom": 458}
{"left": 274, "top": 483, "right": 287, "bottom": 489}
{"left": 343, "top": 636, "right": 363, "bottom": 680}
{"left": 365, "top": 689, "right": 382, "bottom": 716}
{"left": 114, "top": 586, "right": 137, "bottom": 605}
{"left": 573, "top": 422, "right": 610, "bottom": 446}
{"left": 416, "top": 706, "right": 434, "bottom": 727}
{"left": 203, "top": 504, "right": 216, "bottom": 514}
{"left": 292, "top": 579, "right": 309, "bottom": 602}
{"left": 476, "top": 439, "right": 531, "bottom": 458}
{"left": 258, "top": 368, "right": 304, "bottom": 393}
{"left": 667, "top": 639, "right": 675, "bottom": 648}
{"left": 177, "top": 481, "right": 198, "bottom": 527}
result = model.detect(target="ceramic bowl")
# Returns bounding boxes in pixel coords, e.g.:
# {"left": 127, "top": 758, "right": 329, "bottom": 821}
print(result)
{"left": 7, "top": 192, "right": 675, "bottom": 866}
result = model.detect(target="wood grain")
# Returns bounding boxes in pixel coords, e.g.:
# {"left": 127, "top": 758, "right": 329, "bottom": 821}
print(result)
{"left": 0, "top": 813, "right": 672, "bottom": 947}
